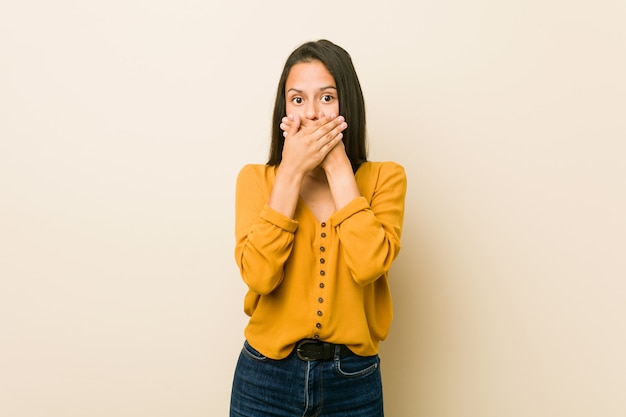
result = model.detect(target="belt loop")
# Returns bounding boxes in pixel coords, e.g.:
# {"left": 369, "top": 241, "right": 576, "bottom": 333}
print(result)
{"left": 333, "top": 343, "right": 340, "bottom": 359}
{"left": 323, "top": 342, "right": 332, "bottom": 359}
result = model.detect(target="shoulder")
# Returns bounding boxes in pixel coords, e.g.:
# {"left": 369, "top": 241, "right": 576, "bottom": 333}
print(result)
{"left": 238, "top": 163, "right": 273, "bottom": 175}
{"left": 237, "top": 164, "right": 276, "bottom": 184}
{"left": 357, "top": 161, "right": 406, "bottom": 182}
{"left": 355, "top": 161, "right": 406, "bottom": 200}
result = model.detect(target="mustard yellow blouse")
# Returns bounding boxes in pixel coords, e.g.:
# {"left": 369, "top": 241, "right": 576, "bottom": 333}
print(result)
{"left": 234, "top": 161, "right": 406, "bottom": 359}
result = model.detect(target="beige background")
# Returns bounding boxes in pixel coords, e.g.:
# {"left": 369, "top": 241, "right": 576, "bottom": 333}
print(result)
{"left": 1, "top": 1, "right": 625, "bottom": 416}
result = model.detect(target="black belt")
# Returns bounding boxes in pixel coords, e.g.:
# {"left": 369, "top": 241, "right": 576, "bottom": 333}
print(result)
{"left": 295, "top": 339, "right": 352, "bottom": 361}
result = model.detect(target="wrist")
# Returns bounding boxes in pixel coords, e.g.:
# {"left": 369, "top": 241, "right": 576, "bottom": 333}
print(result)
{"left": 322, "top": 153, "right": 351, "bottom": 176}
{"left": 276, "top": 162, "right": 306, "bottom": 183}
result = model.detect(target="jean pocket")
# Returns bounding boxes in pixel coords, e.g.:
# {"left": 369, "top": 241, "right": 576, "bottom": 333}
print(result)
{"left": 242, "top": 340, "right": 268, "bottom": 362}
{"left": 335, "top": 353, "right": 380, "bottom": 378}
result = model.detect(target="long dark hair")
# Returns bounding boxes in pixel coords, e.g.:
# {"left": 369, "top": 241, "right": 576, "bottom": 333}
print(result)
{"left": 267, "top": 40, "right": 367, "bottom": 173}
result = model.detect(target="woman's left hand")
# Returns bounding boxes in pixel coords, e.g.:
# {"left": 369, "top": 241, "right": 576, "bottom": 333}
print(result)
{"left": 281, "top": 112, "right": 350, "bottom": 172}
{"left": 319, "top": 134, "right": 348, "bottom": 171}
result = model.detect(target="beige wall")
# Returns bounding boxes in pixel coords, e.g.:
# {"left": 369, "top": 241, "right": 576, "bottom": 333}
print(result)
{"left": 1, "top": 1, "right": 624, "bottom": 416}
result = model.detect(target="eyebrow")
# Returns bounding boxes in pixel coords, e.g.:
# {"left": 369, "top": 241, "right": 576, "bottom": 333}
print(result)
{"left": 286, "top": 86, "right": 337, "bottom": 94}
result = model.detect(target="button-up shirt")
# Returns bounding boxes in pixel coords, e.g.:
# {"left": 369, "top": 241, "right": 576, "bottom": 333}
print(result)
{"left": 235, "top": 161, "right": 406, "bottom": 359}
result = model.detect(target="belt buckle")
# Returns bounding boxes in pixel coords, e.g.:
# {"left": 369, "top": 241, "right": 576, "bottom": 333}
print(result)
{"left": 296, "top": 339, "right": 319, "bottom": 361}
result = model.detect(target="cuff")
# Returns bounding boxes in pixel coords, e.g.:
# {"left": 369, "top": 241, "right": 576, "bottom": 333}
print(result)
{"left": 260, "top": 205, "right": 299, "bottom": 233}
{"left": 329, "top": 196, "right": 369, "bottom": 226}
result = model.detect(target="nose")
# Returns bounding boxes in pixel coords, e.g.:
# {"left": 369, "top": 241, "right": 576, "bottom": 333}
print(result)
{"left": 304, "top": 101, "right": 319, "bottom": 120}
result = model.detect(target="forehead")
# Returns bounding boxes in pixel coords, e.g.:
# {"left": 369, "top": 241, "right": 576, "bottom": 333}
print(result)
{"left": 285, "top": 61, "right": 336, "bottom": 89}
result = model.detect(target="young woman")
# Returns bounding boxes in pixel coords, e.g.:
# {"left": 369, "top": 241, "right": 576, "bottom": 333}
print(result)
{"left": 230, "top": 39, "right": 406, "bottom": 417}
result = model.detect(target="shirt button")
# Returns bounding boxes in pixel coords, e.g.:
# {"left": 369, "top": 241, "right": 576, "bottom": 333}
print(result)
{"left": 320, "top": 258, "right": 325, "bottom": 264}
{"left": 317, "top": 311, "right": 323, "bottom": 316}
{"left": 321, "top": 222, "right": 326, "bottom": 227}
{"left": 316, "top": 323, "right": 322, "bottom": 329}
{"left": 319, "top": 283, "right": 325, "bottom": 288}
{"left": 321, "top": 232, "right": 326, "bottom": 238}
{"left": 314, "top": 334, "right": 320, "bottom": 339}
{"left": 318, "top": 297, "right": 324, "bottom": 303}
{"left": 320, "top": 270, "right": 325, "bottom": 276}
{"left": 320, "top": 246, "right": 325, "bottom": 252}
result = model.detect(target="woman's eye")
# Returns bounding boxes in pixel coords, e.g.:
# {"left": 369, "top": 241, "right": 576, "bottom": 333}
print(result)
{"left": 322, "top": 95, "right": 334, "bottom": 103}
{"left": 292, "top": 97, "right": 303, "bottom": 104}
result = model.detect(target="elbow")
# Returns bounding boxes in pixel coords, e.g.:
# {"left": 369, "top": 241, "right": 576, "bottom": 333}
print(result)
{"left": 240, "top": 265, "right": 283, "bottom": 295}
{"left": 236, "top": 243, "right": 286, "bottom": 295}
{"left": 352, "top": 268, "right": 388, "bottom": 286}
{"left": 350, "top": 243, "right": 401, "bottom": 286}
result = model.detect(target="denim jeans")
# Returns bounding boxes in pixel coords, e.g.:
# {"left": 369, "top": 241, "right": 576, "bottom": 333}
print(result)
{"left": 230, "top": 340, "right": 384, "bottom": 417}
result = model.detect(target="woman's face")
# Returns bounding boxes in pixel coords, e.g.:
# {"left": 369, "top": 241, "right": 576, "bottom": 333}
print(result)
{"left": 285, "top": 60, "right": 339, "bottom": 124}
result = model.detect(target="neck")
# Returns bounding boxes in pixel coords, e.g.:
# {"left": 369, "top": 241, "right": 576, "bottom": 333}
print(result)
{"left": 306, "top": 167, "right": 328, "bottom": 183}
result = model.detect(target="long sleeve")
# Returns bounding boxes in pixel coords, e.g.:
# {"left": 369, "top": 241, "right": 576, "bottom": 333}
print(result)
{"left": 234, "top": 164, "right": 298, "bottom": 295}
{"left": 329, "top": 162, "right": 406, "bottom": 285}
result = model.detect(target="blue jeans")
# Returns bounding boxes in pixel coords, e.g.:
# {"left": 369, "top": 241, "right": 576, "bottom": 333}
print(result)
{"left": 230, "top": 340, "right": 384, "bottom": 417}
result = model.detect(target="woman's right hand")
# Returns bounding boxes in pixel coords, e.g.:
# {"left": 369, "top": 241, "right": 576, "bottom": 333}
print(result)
{"left": 279, "top": 112, "right": 347, "bottom": 175}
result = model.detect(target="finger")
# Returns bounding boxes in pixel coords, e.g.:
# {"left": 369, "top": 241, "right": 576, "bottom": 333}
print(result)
{"left": 319, "top": 131, "right": 344, "bottom": 155}
{"left": 318, "top": 119, "right": 347, "bottom": 152}
{"left": 281, "top": 114, "right": 300, "bottom": 137}
{"left": 300, "top": 112, "right": 333, "bottom": 132}
{"left": 287, "top": 114, "right": 301, "bottom": 137}
{"left": 280, "top": 116, "right": 291, "bottom": 137}
{"left": 315, "top": 115, "right": 346, "bottom": 141}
